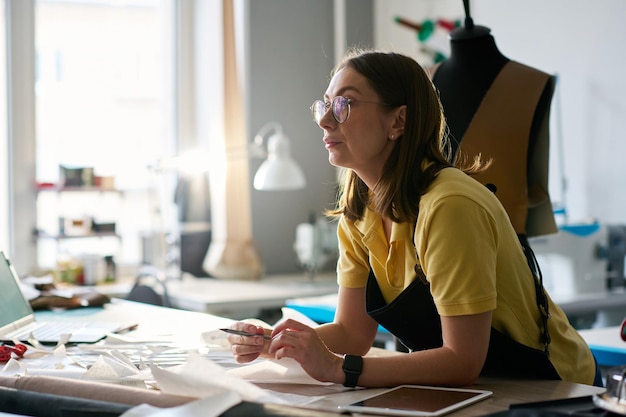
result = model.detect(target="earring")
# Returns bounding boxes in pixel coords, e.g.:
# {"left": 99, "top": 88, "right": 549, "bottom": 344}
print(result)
{"left": 390, "top": 134, "right": 395, "bottom": 140}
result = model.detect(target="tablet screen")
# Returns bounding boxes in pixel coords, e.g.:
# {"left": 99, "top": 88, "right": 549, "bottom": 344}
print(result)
{"left": 340, "top": 385, "right": 492, "bottom": 417}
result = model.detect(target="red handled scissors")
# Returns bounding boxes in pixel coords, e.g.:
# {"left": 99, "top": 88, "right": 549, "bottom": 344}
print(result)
{"left": 0, "top": 343, "right": 27, "bottom": 363}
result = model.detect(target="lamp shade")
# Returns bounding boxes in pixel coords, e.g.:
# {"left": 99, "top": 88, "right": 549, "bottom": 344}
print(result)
{"left": 253, "top": 129, "right": 306, "bottom": 191}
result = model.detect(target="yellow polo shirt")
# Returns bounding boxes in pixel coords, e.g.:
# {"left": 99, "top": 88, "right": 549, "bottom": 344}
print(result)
{"left": 337, "top": 167, "right": 595, "bottom": 385}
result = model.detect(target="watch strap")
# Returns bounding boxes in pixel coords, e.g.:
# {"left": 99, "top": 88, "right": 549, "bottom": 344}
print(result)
{"left": 342, "top": 354, "right": 363, "bottom": 387}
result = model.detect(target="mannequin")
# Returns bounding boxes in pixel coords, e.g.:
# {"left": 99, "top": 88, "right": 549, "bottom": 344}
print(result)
{"left": 429, "top": 2, "right": 557, "bottom": 238}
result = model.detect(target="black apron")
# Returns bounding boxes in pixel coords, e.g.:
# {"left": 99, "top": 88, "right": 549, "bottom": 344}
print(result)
{"left": 365, "top": 268, "right": 561, "bottom": 380}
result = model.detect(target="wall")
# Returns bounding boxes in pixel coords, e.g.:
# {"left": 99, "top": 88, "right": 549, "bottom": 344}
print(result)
{"left": 245, "top": 0, "right": 375, "bottom": 274}
{"left": 246, "top": 0, "right": 336, "bottom": 274}
{"left": 344, "top": 0, "right": 375, "bottom": 51}
{"left": 375, "top": 0, "right": 626, "bottom": 226}
{"left": 474, "top": 0, "right": 626, "bottom": 225}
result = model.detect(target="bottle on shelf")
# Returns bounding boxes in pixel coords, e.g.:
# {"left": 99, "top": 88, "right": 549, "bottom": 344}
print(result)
{"left": 104, "top": 255, "right": 117, "bottom": 283}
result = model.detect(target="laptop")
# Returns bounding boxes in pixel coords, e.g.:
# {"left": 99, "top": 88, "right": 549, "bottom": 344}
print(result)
{"left": 0, "top": 251, "right": 125, "bottom": 344}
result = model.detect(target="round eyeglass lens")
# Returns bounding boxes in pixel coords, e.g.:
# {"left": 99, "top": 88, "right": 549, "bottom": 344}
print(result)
{"left": 332, "top": 96, "right": 350, "bottom": 123}
{"left": 311, "top": 100, "right": 326, "bottom": 124}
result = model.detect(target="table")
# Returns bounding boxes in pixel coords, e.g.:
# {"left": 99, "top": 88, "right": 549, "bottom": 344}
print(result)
{"left": 9, "top": 299, "right": 604, "bottom": 417}
{"left": 579, "top": 325, "right": 626, "bottom": 368}
{"left": 33, "top": 298, "right": 235, "bottom": 347}
{"left": 97, "top": 271, "right": 338, "bottom": 320}
{"left": 553, "top": 290, "right": 626, "bottom": 329}
{"left": 287, "top": 291, "right": 626, "bottom": 359}
{"left": 164, "top": 272, "right": 337, "bottom": 319}
{"left": 259, "top": 377, "right": 605, "bottom": 417}
{"left": 287, "top": 289, "right": 626, "bottom": 331}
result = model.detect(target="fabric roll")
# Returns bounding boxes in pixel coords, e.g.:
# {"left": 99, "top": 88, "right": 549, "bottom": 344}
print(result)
{"left": 0, "top": 385, "right": 131, "bottom": 417}
{"left": 0, "top": 375, "right": 195, "bottom": 408}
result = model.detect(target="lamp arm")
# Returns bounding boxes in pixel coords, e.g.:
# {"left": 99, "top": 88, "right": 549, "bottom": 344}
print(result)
{"left": 252, "top": 122, "right": 283, "bottom": 155}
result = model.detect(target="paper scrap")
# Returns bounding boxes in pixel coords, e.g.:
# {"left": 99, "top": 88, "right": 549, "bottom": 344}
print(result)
{"left": 277, "top": 307, "right": 321, "bottom": 328}
{"left": 82, "top": 355, "right": 138, "bottom": 380}
{"left": 120, "top": 389, "right": 241, "bottom": 417}
{"left": 150, "top": 351, "right": 282, "bottom": 404}
{"left": 227, "top": 358, "right": 332, "bottom": 385}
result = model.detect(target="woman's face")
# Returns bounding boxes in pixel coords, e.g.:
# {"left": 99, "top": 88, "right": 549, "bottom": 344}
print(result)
{"left": 316, "top": 67, "right": 400, "bottom": 187}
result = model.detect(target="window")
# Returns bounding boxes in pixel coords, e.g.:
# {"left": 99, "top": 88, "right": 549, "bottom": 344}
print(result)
{"left": 0, "top": 1, "right": 7, "bottom": 255}
{"left": 34, "top": 0, "right": 177, "bottom": 269}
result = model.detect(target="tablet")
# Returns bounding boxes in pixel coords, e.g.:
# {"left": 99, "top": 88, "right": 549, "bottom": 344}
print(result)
{"left": 338, "top": 385, "right": 493, "bottom": 417}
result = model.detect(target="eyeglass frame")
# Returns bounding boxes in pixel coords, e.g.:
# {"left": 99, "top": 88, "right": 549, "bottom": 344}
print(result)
{"left": 310, "top": 95, "right": 390, "bottom": 125}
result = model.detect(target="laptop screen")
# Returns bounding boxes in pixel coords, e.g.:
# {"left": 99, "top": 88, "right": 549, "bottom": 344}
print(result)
{"left": 0, "top": 252, "right": 35, "bottom": 328}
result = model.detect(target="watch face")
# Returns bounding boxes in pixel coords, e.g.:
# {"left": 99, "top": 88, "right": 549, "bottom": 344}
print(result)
{"left": 343, "top": 355, "right": 363, "bottom": 372}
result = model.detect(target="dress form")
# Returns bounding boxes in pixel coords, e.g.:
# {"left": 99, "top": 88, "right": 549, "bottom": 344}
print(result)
{"left": 431, "top": 30, "right": 510, "bottom": 153}
{"left": 429, "top": 2, "right": 557, "bottom": 237}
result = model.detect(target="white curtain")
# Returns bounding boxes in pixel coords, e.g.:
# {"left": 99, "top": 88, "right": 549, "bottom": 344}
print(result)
{"left": 203, "top": 0, "right": 263, "bottom": 280}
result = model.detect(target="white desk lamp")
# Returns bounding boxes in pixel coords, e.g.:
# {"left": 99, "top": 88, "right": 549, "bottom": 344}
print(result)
{"left": 251, "top": 122, "right": 306, "bottom": 191}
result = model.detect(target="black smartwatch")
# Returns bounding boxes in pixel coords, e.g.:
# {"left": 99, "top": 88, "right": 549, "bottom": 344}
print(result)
{"left": 342, "top": 354, "right": 363, "bottom": 387}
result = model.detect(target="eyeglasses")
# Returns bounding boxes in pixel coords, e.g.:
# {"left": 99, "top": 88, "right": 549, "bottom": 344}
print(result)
{"left": 310, "top": 96, "right": 387, "bottom": 124}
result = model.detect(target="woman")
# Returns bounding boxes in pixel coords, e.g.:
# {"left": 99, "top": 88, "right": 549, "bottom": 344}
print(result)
{"left": 227, "top": 49, "right": 599, "bottom": 388}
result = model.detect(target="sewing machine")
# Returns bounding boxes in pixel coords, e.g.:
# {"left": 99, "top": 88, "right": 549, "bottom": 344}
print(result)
{"left": 529, "top": 223, "right": 608, "bottom": 298}
{"left": 529, "top": 223, "right": 626, "bottom": 328}
{"left": 293, "top": 217, "right": 338, "bottom": 278}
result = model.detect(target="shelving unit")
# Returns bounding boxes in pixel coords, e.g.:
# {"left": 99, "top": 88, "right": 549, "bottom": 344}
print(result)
{"left": 35, "top": 186, "right": 124, "bottom": 270}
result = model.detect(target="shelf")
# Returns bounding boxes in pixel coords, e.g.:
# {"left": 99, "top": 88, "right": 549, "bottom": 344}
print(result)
{"left": 36, "top": 231, "right": 121, "bottom": 240}
{"left": 36, "top": 185, "right": 121, "bottom": 193}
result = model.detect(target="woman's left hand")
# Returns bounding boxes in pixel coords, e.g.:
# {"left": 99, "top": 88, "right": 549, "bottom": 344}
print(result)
{"left": 268, "top": 318, "right": 344, "bottom": 384}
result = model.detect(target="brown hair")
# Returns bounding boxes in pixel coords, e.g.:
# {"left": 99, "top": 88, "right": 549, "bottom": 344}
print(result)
{"left": 327, "top": 49, "right": 484, "bottom": 223}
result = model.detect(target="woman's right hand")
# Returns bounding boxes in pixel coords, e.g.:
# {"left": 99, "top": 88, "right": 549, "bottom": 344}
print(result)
{"left": 225, "top": 322, "right": 271, "bottom": 363}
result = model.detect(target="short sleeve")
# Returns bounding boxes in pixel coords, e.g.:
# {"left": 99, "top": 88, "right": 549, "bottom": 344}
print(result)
{"left": 336, "top": 215, "right": 371, "bottom": 288}
{"left": 418, "top": 194, "right": 499, "bottom": 316}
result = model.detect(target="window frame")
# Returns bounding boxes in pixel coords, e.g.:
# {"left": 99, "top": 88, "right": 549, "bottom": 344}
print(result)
{"left": 6, "top": 0, "right": 37, "bottom": 274}
{"left": 0, "top": 0, "right": 8, "bottom": 257}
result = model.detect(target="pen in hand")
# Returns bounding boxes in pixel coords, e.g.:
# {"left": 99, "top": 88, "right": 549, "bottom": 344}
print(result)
{"left": 220, "top": 328, "right": 272, "bottom": 340}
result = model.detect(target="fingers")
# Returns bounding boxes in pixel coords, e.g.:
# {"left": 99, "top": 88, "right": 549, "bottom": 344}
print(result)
{"left": 226, "top": 322, "right": 270, "bottom": 363}
{"left": 231, "top": 340, "right": 264, "bottom": 363}
{"left": 235, "top": 322, "right": 268, "bottom": 337}
{"left": 265, "top": 323, "right": 341, "bottom": 383}
{"left": 268, "top": 322, "right": 315, "bottom": 356}
{"left": 226, "top": 323, "right": 268, "bottom": 343}
{"left": 225, "top": 319, "right": 316, "bottom": 364}
{"left": 271, "top": 318, "right": 310, "bottom": 336}
{"left": 232, "top": 344, "right": 263, "bottom": 363}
